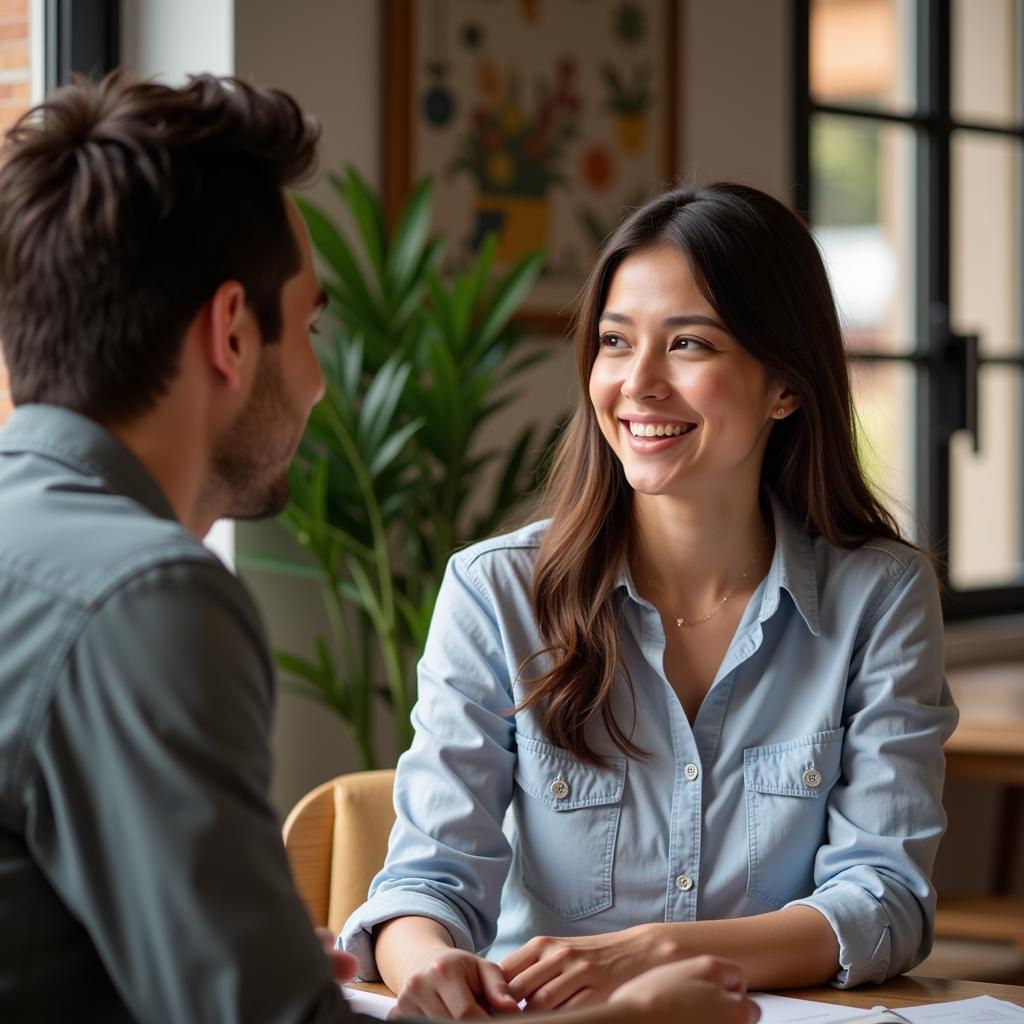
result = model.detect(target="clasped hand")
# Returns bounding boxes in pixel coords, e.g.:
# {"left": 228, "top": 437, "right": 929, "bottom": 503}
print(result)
{"left": 391, "top": 930, "right": 757, "bottom": 1023}
{"left": 500, "top": 927, "right": 664, "bottom": 1009}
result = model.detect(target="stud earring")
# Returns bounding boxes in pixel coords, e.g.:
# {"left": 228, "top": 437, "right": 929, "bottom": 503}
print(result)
{"left": 775, "top": 407, "right": 785, "bottom": 418}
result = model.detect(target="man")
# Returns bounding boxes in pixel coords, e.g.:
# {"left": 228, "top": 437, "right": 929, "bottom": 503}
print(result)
{"left": 0, "top": 73, "right": 759, "bottom": 1024}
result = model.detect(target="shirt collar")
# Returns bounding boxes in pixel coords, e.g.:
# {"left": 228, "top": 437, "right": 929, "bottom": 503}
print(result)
{"left": 616, "top": 490, "right": 821, "bottom": 636}
{"left": 0, "top": 403, "right": 178, "bottom": 523}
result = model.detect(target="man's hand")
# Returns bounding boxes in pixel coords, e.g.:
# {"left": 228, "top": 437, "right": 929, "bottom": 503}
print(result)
{"left": 316, "top": 928, "right": 359, "bottom": 984}
{"left": 610, "top": 956, "right": 759, "bottom": 1024}
{"left": 388, "top": 948, "right": 521, "bottom": 1020}
{"left": 500, "top": 926, "right": 666, "bottom": 1010}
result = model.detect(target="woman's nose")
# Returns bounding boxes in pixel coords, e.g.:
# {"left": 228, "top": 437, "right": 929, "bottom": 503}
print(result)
{"left": 622, "top": 350, "right": 670, "bottom": 401}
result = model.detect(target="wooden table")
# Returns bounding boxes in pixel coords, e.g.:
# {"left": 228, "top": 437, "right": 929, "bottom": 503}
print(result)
{"left": 939, "top": 665, "right": 1024, "bottom": 947}
{"left": 780, "top": 974, "right": 1024, "bottom": 1008}
{"left": 353, "top": 975, "right": 1024, "bottom": 1009}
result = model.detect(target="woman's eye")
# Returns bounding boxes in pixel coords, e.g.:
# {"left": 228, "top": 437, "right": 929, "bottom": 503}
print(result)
{"left": 672, "top": 336, "right": 708, "bottom": 351}
{"left": 599, "top": 332, "right": 627, "bottom": 348}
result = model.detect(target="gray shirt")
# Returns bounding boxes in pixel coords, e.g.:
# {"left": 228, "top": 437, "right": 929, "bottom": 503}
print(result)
{"left": 0, "top": 405, "right": 354, "bottom": 1023}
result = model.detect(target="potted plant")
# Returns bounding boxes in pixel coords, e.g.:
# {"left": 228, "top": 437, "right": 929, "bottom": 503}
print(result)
{"left": 243, "top": 166, "right": 562, "bottom": 769}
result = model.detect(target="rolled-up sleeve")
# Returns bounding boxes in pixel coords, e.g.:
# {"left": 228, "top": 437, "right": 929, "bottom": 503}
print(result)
{"left": 786, "top": 550, "right": 958, "bottom": 987}
{"left": 341, "top": 552, "right": 517, "bottom": 980}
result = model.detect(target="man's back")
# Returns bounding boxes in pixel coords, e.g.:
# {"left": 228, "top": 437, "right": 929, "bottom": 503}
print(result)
{"left": 0, "top": 405, "right": 347, "bottom": 1023}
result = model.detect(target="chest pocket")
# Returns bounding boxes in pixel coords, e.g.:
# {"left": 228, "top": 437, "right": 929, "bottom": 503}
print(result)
{"left": 743, "top": 727, "right": 844, "bottom": 908}
{"left": 512, "top": 733, "right": 626, "bottom": 921}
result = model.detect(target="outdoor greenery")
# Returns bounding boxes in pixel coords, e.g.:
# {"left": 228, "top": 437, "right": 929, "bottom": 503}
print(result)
{"left": 244, "top": 167, "right": 561, "bottom": 769}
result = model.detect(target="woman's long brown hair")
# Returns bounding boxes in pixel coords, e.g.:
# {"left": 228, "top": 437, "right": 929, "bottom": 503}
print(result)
{"left": 517, "top": 183, "right": 910, "bottom": 767}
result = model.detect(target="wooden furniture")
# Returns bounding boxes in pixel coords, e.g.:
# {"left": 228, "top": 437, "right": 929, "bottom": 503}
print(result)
{"left": 352, "top": 975, "right": 1024, "bottom": 1007}
{"left": 781, "top": 974, "right": 1024, "bottom": 1008}
{"left": 937, "top": 665, "right": 1024, "bottom": 963}
{"left": 282, "top": 769, "right": 397, "bottom": 933}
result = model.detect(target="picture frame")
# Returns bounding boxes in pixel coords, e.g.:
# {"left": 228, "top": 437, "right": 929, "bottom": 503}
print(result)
{"left": 384, "top": 0, "right": 679, "bottom": 334}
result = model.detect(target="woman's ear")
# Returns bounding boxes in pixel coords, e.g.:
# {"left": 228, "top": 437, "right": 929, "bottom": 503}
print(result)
{"left": 770, "top": 385, "right": 801, "bottom": 420}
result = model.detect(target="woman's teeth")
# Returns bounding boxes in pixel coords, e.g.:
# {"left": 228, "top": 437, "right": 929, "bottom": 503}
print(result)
{"left": 628, "top": 422, "right": 690, "bottom": 438}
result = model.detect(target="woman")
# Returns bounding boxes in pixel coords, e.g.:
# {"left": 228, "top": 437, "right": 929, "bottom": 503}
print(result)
{"left": 340, "top": 183, "right": 958, "bottom": 1017}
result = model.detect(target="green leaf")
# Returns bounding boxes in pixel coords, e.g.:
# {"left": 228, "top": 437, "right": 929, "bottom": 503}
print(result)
{"left": 388, "top": 176, "right": 435, "bottom": 294}
{"left": 294, "top": 195, "right": 381, "bottom": 330}
{"left": 236, "top": 553, "right": 323, "bottom": 581}
{"left": 332, "top": 166, "right": 388, "bottom": 288}
{"left": 369, "top": 417, "right": 424, "bottom": 477}
{"left": 475, "top": 250, "right": 545, "bottom": 353}
{"left": 276, "top": 650, "right": 325, "bottom": 686}
{"left": 359, "top": 359, "right": 411, "bottom": 451}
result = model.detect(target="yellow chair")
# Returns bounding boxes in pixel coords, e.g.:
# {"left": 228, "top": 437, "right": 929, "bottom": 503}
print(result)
{"left": 283, "top": 769, "right": 397, "bottom": 934}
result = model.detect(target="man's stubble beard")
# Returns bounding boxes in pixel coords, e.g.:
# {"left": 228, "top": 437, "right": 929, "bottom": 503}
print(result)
{"left": 205, "top": 345, "right": 301, "bottom": 522}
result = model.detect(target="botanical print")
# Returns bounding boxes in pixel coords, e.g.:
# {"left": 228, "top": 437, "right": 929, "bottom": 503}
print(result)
{"left": 407, "top": 0, "right": 674, "bottom": 321}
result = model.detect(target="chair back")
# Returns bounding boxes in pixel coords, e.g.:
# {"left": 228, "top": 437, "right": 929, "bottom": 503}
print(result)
{"left": 282, "top": 768, "right": 397, "bottom": 933}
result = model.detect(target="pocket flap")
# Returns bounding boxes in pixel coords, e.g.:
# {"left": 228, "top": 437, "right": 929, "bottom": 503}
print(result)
{"left": 514, "top": 733, "right": 626, "bottom": 810}
{"left": 743, "top": 727, "right": 844, "bottom": 797}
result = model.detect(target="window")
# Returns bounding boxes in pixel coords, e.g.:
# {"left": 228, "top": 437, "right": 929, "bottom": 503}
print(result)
{"left": 0, "top": 0, "right": 42, "bottom": 424}
{"left": 796, "top": 0, "right": 1024, "bottom": 618}
{"left": 0, "top": 0, "right": 118, "bottom": 426}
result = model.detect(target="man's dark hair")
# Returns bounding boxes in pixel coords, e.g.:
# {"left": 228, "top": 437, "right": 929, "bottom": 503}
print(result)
{"left": 0, "top": 72, "right": 320, "bottom": 422}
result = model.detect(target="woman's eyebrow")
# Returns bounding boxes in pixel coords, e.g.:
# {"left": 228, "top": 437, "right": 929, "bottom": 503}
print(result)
{"left": 599, "top": 310, "right": 726, "bottom": 331}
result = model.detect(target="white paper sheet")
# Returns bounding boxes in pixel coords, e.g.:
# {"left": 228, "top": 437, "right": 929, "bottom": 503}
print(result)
{"left": 897, "top": 996, "right": 1024, "bottom": 1022}
{"left": 753, "top": 993, "right": 872, "bottom": 1022}
{"left": 343, "top": 987, "right": 398, "bottom": 1019}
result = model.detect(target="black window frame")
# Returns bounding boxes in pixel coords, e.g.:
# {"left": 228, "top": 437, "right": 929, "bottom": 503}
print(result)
{"left": 794, "top": 0, "right": 1024, "bottom": 620}
{"left": 44, "top": 0, "right": 119, "bottom": 91}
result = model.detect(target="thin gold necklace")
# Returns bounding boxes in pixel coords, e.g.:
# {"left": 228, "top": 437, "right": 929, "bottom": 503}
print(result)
{"left": 638, "top": 534, "right": 769, "bottom": 628}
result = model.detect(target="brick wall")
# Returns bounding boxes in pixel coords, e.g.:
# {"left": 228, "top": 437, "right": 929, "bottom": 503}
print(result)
{"left": 0, "top": 0, "right": 30, "bottom": 425}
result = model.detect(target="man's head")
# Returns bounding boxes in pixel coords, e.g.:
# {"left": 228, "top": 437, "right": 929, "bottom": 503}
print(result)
{"left": 0, "top": 72, "right": 321, "bottom": 424}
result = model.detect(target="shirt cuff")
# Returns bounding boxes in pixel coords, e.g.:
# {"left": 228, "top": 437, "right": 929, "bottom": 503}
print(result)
{"left": 340, "top": 889, "right": 476, "bottom": 982}
{"left": 786, "top": 884, "right": 892, "bottom": 988}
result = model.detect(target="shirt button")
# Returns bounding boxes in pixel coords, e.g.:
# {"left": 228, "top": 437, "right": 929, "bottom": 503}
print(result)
{"left": 684, "top": 763, "right": 700, "bottom": 781}
{"left": 675, "top": 873, "right": 694, "bottom": 892}
{"left": 549, "top": 779, "right": 570, "bottom": 799}
{"left": 803, "top": 767, "right": 822, "bottom": 788}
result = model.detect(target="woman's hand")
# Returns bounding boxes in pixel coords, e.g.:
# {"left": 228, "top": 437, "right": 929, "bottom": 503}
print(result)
{"left": 390, "top": 949, "right": 521, "bottom": 1020}
{"left": 610, "top": 956, "right": 759, "bottom": 1024}
{"left": 500, "top": 925, "right": 671, "bottom": 1010}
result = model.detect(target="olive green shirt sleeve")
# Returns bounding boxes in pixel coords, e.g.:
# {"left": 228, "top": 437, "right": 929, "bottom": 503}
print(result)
{"left": 23, "top": 558, "right": 355, "bottom": 1024}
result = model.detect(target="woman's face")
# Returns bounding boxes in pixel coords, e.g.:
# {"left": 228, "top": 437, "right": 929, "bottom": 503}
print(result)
{"left": 588, "top": 244, "right": 785, "bottom": 499}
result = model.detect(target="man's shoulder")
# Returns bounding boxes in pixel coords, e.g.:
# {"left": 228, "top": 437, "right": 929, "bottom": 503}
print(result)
{"left": 0, "top": 460, "right": 220, "bottom": 611}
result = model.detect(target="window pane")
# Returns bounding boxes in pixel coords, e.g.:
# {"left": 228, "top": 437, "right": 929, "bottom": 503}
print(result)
{"left": 949, "top": 366, "right": 1024, "bottom": 588}
{"left": 810, "top": 0, "right": 916, "bottom": 112}
{"left": 951, "top": 131, "right": 1022, "bottom": 356}
{"left": 851, "top": 360, "right": 918, "bottom": 540}
{"left": 952, "top": 0, "right": 1022, "bottom": 125}
{"left": 0, "top": 0, "right": 38, "bottom": 425}
{"left": 811, "top": 114, "right": 916, "bottom": 353}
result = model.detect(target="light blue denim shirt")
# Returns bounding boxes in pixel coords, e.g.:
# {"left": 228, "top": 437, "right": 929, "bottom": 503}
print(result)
{"left": 342, "top": 495, "right": 958, "bottom": 988}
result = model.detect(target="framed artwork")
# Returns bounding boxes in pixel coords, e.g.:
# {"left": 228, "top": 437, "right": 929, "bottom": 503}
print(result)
{"left": 385, "top": 0, "right": 679, "bottom": 333}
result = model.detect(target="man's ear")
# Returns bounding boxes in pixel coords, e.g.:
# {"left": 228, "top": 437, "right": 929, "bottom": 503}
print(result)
{"left": 205, "top": 280, "right": 257, "bottom": 393}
